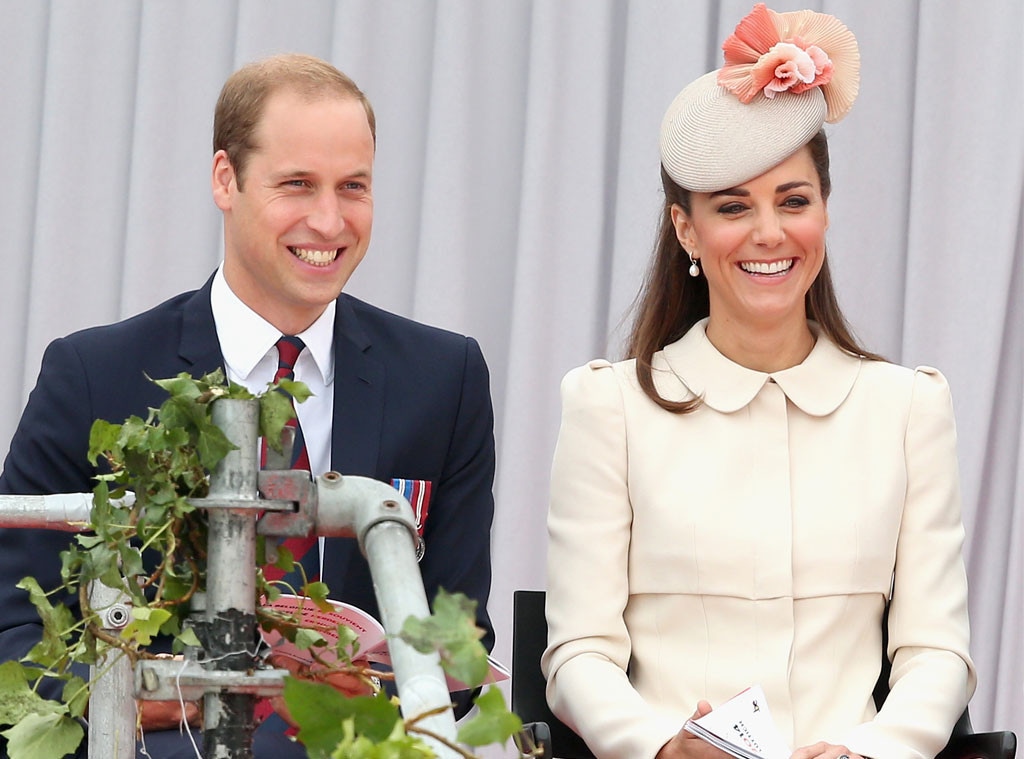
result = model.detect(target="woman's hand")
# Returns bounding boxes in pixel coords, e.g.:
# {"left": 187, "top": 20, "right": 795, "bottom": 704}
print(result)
{"left": 655, "top": 701, "right": 734, "bottom": 759}
{"left": 790, "top": 742, "right": 864, "bottom": 759}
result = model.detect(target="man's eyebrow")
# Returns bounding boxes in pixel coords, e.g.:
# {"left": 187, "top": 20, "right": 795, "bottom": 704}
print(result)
{"left": 268, "top": 168, "right": 373, "bottom": 184}
{"left": 269, "top": 168, "right": 314, "bottom": 180}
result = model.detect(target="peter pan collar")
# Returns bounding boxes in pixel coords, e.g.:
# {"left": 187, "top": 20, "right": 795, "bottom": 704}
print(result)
{"left": 655, "top": 318, "right": 862, "bottom": 416}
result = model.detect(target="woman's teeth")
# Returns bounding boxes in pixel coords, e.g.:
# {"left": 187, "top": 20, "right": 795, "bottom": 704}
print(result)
{"left": 740, "top": 259, "right": 793, "bottom": 275}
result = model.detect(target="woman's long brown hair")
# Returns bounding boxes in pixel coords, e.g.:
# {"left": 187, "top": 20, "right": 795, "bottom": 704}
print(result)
{"left": 625, "top": 131, "right": 885, "bottom": 413}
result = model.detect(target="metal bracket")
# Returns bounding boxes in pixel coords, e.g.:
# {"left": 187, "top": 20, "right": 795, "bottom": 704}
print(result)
{"left": 136, "top": 660, "right": 287, "bottom": 702}
{"left": 255, "top": 469, "right": 320, "bottom": 538}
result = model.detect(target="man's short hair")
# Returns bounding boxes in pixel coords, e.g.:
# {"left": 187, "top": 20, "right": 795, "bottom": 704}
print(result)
{"left": 213, "top": 53, "right": 376, "bottom": 189}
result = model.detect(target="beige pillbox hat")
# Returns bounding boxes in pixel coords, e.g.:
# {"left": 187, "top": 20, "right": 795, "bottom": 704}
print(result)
{"left": 659, "top": 3, "right": 859, "bottom": 193}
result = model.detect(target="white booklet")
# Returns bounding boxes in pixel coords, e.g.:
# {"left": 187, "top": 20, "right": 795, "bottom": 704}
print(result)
{"left": 259, "top": 594, "right": 510, "bottom": 693}
{"left": 683, "top": 684, "right": 791, "bottom": 759}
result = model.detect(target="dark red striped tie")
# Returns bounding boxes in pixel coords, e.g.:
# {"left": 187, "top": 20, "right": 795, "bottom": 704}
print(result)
{"left": 262, "top": 335, "right": 318, "bottom": 584}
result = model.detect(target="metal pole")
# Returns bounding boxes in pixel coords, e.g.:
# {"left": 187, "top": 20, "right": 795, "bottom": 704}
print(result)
{"left": 0, "top": 493, "right": 131, "bottom": 530}
{"left": 363, "top": 522, "right": 459, "bottom": 756}
{"left": 87, "top": 581, "right": 136, "bottom": 759}
{"left": 0, "top": 500, "right": 138, "bottom": 759}
{"left": 313, "top": 472, "right": 460, "bottom": 757}
{"left": 201, "top": 398, "right": 260, "bottom": 759}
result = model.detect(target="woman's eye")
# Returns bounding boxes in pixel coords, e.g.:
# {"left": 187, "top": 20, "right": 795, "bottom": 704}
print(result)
{"left": 783, "top": 196, "right": 810, "bottom": 208}
{"left": 718, "top": 203, "right": 746, "bottom": 215}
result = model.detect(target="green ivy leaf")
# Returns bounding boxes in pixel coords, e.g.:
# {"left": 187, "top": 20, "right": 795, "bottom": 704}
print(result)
{"left": 87, "top": 420, "right": 122, "bottom": 466}
{"left": 58, "top": 550, "right": 82, "bottom": 596}
{"left": 123, "top": 607, "right": 172, "bottom": 646}
{"left": 85, "top": 479, "right": 114, "bottom": 537}
{"left": 16, "top": 578, "right": 74, "bottom": 669}
{"left": 175, "top": 626, "right": 203, "bottom": 650}
{"left": 401, "top": 589, "right": 481, "bottom": 648}
{"left": 456, "top": 686, "right": 522, "bottom": 747}
{"left": 334, "top": 624, "right": 360, "bottom": 661}
{"left": 61, "top": 675, "right": 90, "bottom": 720}
{"left": 1, "top": 711, "right": 83, "bottom": 759}
{"left": 77, "top": 541, "right": 121, "bottom": 590}
{"left": 272, "top": 543, "right": 296, "bottom": 574}
{"left": 304, "top": 581, "right": 331, "bottom": 609}
{"left": 258, "top": 390, "right": 296, "bottom": 453}
{"left": 116, "top": 543, "right": 145, "bottom": 582}
{"left": 285, "top": 679, "right": 400, "bottom": 754}
{"left": 65, "top": 625, "right": 99, "bottom": 668}
{"left": 158, "top": 568, "right": 193, "bottom": 603}
{"left": 73, "top": 535, "right": 104, "bottom": 550}
{"left": 151, "top": 373, "right": 204, "bottom": 402}
{"left": 294, "top": 627, "right": 329, "bottom": 653}
{"left": 399, "top": 589, "right": 488, "bottom": 690}
{"left": 117, "top": 416, "right": 150, "bottom": 453}
{"left": 277, "top": 378, "right": 314, "bottom": 404}
{"left": 328, "top": 719, "right": 435, "bottom": 759}
{"left": 0, "top": 662, "right": 63, "bottom": 727}
{"left": 194, "top": 421, "right": 237, "bottom": 471}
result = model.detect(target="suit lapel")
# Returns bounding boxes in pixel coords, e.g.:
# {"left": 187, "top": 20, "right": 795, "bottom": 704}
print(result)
{"left": 325, "top": 297, "right": 385, "bottom": 593}
{"left": 330, "top": 295, "right": 385, "bottom": 478}
{"left": 178, "top": 275, "right": 225, "bottom": 375}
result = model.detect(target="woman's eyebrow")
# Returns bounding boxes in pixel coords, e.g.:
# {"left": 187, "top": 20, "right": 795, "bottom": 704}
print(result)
{"left": 776, "top": 180, "right": 812, "bottom": 193}
{"left": 709, "top": 180, "right": 813, "bottom": 198}
{"left": 710, "top": 187, "right": 748, "bottom": 198}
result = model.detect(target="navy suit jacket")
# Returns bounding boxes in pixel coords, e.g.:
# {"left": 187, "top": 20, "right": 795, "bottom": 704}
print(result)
{"left": 0, "top": 275, "right": 496, "bottom": 696}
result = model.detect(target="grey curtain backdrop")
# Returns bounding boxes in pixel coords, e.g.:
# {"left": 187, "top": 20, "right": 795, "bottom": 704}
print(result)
{"left": 1, "top": 1, "right": 1020, "bottom": 752}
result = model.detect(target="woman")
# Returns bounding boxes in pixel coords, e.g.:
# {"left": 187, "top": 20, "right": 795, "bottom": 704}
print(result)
{"left": 541, "top": 5, "right": 976, "bottom": 759}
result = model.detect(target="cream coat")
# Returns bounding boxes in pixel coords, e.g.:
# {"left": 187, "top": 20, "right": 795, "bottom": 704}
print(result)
{"left": 543, "top": 320, "right": 976, "bottom": 759}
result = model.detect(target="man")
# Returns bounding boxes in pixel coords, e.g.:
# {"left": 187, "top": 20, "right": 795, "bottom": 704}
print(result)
{"left": 0, "top": 54, "right": 495, "bottom": 758}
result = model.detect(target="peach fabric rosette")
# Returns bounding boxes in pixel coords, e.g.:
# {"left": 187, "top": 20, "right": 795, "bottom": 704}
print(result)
{"left": 717, "top": 2, "right": 859, "bottom": 123}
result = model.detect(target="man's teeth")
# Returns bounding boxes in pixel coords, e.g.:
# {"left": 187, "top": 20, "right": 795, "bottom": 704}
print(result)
{"left": 291, "top": 247, "right": 338, "bottom": 266}
{"left": 740, "top": 259, "right": 793, "bottom": 275}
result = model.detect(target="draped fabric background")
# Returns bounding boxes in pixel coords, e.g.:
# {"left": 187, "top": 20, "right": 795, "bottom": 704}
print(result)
{"left": 1, "top": 0, "right": 1020, "bottom": 751}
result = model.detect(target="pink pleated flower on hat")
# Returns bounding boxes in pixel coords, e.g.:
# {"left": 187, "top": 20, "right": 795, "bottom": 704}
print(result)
{"left": 717, "top": 2, "right": 859, "bottom": 123}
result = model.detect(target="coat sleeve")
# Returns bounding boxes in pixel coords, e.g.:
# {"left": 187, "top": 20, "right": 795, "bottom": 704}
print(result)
{"left": 845, "top": 367, "right": 977, "bottom": 759}
{"left": 410, "top": 336, "right": 495, "bottom": 718}
{"left": 0, "top": 337, "right": 100, "bottom": 698}
{"left": 417, "top": 335, "right": 496, "bottom": 650}
{"left": 542, "top": 362, "right": 681, "bottom": 759}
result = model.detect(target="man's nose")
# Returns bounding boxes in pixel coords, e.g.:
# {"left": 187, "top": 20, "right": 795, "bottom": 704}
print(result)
{"left": 306, "top": 193, "right": 345, "bottom": 238}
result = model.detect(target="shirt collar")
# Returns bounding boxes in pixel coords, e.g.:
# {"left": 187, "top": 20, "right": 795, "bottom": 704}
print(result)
{"left": 656, "top": 318, "right": 861, "bottom": 416}
{"left": 210, "top": 266, "right": 335, "bottom": 386}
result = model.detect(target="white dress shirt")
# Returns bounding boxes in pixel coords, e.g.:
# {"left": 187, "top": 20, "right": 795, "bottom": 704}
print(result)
{"left": 210, "top": 267, "right": 335, "bottom": 572}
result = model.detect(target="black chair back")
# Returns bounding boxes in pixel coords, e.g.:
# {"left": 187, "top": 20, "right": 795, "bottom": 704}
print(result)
{"left": 512, "top": 590, "right": 594, "bottom": 758}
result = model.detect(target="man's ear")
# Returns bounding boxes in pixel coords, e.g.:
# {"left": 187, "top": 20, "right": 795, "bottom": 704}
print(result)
{"left": 211, "top": 150, "right": 236, "bottom": 212}
{"left": 669, "top": 204, "right": 695, "bottom": 251}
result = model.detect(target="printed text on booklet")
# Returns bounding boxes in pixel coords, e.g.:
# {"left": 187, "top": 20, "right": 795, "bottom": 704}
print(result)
{"left": 683, "top": 684, "right": 791, "bottom": 759}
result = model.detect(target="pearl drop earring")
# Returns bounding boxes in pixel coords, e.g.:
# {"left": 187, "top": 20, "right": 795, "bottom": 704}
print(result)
{"left": 688, "top": 254, "right": 700, "bottom": 278}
